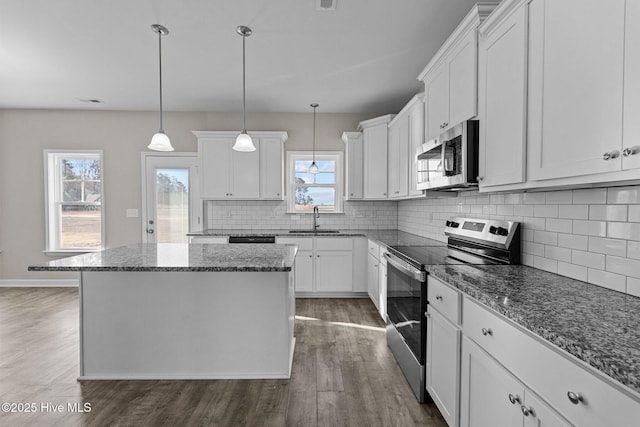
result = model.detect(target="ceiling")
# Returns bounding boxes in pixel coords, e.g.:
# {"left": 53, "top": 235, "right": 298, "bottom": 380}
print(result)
{"left": 0, "top": 0, "right": 483, "bottom": 113}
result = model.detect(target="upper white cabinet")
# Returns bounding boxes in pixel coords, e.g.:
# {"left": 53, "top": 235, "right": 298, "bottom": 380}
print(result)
{"left": 342, "top": 132, "right": 364, "bottom": 200}
{"left": 623, "top": 0, "right": 640, "bottom": 171}
{"left": 388, "top": 94, "right": 425, "bottom": 199}
{"left": 419, "top": 4, "right": 497, "bottom": 141}
{"left": 343, "top": 115, "right": 394, "bottom": 200}
{"left": 194, "top": 131, "right": 287, "bottom": 200}
{"left": 477, "top": 0, "right": 528, "bottom": 188}
{"left": 527, "top": 0, "right": 626, "bottom": 181}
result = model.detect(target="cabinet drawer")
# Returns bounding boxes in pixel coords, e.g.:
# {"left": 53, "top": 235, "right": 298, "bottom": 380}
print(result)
{"left": 189, "top": 236, "right": 228, "bottom": 244}
{"left": 316, "top": 237, "right": 353, "bottom": 251}
{"left": 276, "top": 237, "right": 313, "bottom": 251}
{"left": 428, "top": 276, "right": 461, "bottom": 325}
{"left": 368, "top": 239, "right": 380, "bottom": 258}
{"left": 463, "top": 297, "right": 640, "bottom": 427}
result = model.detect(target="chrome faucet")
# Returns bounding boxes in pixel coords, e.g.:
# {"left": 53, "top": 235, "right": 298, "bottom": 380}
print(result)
{"left": 313, "top": 206, "right": 320, "bottom": 231}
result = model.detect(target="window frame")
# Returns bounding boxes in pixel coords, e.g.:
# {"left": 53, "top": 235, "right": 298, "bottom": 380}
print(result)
{"left": 44, "top": 150, "right": 105, "bottom": 254}
{"left": 286, "top": 150, "right": 344, "bottom": 214}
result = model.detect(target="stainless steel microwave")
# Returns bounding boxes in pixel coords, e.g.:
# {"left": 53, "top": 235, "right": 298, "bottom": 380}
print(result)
{"left": 416, "top": 120, "right": 479, "bottom": 191}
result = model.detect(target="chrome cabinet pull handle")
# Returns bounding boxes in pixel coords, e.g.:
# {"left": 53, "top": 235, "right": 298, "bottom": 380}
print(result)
{"left": 477, "top": 176, "right": 484, "bottom": 181}
{"left": 567, "top": 391, "right": 584, "bottom": 405}
{"left": 603, "top": 150, "right": 620, "bottom": 160}
{"left": 520, "top": 405, "right": 533, "bottom": 417}
{"left": 508, "top": 394, "right": 520, "bottom": 405}
{"left": 436, "top": 295, "right": 443, "bottom": 301}
{"left": 623, "top": 146, "right": 639, "bottom": 157}
{"left": 481, "top": 327, "right": 493, "bottom": 336}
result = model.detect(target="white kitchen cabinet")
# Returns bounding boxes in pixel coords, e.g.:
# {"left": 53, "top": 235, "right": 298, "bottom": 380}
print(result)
{"left": 623, "top": 0, "right": 640, "bottom": 171}
{"left": 342, "top": 132, "right": 364, "bottom": 200}
{"left": 477, "top": 0, "right": 528, "bottom": 188}
{"left": 377, "top": 246, "right": 387, "bottom": 320}
{"left": 276, "top": 236, "right": 355, "bottom": 295}
{"left": 357, "top": 115, "right": 395, "bottom": 200}
{"left": 419, "top": 4, "right": 496, "bottom": 141}
{"left": 460, "top": 336, "right": 570, "bottom": 427}
{"left": 388, "top": 94, "right": 424, "bottom": 200}
{"left": 259, "top": 137, "right": 285, "bottom": 199}
{"left": 194, "top": 131, "right": 287, "bottom": 200}
{"left": 367, "top": 252, "right": 379, "bottom": 309}
{"left": 527, "top": 0, "right": 626, "bottom": 181}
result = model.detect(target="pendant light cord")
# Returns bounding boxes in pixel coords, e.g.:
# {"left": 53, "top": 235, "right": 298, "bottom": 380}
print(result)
{"left": 158, "top": 28, "right": 164, "bottom": 132}
{"left": 312, "top": 105, "right": 316, "bottom": 163}
{"left": 242, "top": 33, "right": 246, "bottom": 132}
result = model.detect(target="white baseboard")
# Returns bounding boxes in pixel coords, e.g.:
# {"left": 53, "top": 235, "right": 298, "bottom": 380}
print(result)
{"left": 0, "top": 279, "right": 79, "bottom": 287}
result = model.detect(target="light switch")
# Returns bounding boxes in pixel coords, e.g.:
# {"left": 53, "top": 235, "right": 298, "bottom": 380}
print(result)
{"left": 126, "top": 209, "right": 139, "bottom": 218}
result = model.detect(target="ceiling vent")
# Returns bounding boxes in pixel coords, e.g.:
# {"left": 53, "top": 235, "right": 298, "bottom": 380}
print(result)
{"left": 316, "top": 0, "right": 336, "bottom": 11}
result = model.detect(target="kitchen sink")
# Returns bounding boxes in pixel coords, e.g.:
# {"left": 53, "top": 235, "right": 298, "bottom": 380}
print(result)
{"left": 288, "top": 230, "right": 340, "bottom": 234}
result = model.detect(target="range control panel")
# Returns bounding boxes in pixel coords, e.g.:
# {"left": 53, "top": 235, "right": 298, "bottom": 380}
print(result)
{"left": 444, "top": 217, "right": 520, "bottom": 250}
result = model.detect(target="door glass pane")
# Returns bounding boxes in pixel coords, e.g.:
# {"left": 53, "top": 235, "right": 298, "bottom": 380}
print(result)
{"left": 156, "top": 168, "right": 189, "bottom": 243}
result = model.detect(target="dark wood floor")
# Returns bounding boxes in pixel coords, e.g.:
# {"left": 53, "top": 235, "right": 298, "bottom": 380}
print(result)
{"left": 0, "top": 288, "right": 446, "bottom": 426}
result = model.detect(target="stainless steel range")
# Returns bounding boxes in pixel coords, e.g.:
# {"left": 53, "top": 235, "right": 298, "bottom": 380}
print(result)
{"left": 385, "top": 217, "right": 521, "bottom": 402}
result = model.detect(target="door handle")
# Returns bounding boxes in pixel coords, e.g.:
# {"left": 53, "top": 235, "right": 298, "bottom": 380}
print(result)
{"left": 146, "top": 229, "right": 154, "bottom": 234}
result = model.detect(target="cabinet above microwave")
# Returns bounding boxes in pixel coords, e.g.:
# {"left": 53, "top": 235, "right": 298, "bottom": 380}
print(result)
{"left": 416, "top": 120, "right": 479, "bottom": 191}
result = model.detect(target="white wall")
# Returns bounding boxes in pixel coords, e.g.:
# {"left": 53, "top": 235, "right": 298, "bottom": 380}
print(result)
{"left": 0, "top": 109, "right": 375, "bottom": 280}
{"left": 398, "top": 187, "right": 640, "bottom": 297}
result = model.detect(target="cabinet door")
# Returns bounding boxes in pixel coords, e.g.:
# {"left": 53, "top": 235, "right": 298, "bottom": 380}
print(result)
{"left": 230, "top": 144, "right": 260, "bottom": 199}
{"left": 426, "top": 307, "right": 461, "bottom": 427}
{"left": 528, "top": 0, "right": 625, "bottom": 180}
{"left": 426, "top": 64, "right": 450, "bottom": 140}
{"left": 397, "top": 116, "right": 410, "bottom": 198}
{"left": 408, "top": 101, "right": 425, "bottom": 197}
{"left": 316, "top": 250, "right": 353, "bottom": 292}
{"left": 295, "top": 250, "right": 314, "bottom": 292}
{"left": 478, "top": 3, "right": 527, "bottom": 187}
{"left": 199, "top": 138, "right": 232, "bottom": 198}
{"left": 460, "top": 336, "right": 523, "bottom": 427}
{"left": 523, "top": 391, "right": 572, "bottom": 427}
{"left": 346, "top": 135, "right": 364, "bottom": 199}
{"left": 448, "top": 29, "right": 477, "bottom": 127}
{"left": 378, "top": 256, "right": 387, "bottom": 320}
{"left": 387, "top": 122, "right": 400, "bottom": 198}
{"left": 623, "top": 0, "right": 640, "bottom": 171}
{"left": 367, "top": 252, "right": 379, "bottom": 309}
{"left": 259, "top": 137, "right": 284, "bottom": 199}
{"left": 363, "top": 125, "right": 389, "bottom": 199}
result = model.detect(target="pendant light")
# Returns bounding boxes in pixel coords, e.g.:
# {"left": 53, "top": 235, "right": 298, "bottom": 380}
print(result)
{"left": 148, "top": 24, "right": 174, "bottom": 151}
{"left": 309, "top": 103, "right": 320, "bottom": 174}
{"left": 233, "top": 25, "right": 256, "bottom": 152}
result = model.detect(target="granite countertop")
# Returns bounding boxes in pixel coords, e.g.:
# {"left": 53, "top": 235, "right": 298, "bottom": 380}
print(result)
{"left": 188, "top": 228, "right": 445, "bottom": 247}
{"left": 28, "top": 243, "right": 297, "bottom": 272}
{"left": 426, "top": 264, "right": 640, "bottom": 395}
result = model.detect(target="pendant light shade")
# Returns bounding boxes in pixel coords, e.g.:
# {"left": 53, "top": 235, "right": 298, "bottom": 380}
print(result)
{"left": 233, "top": 25, "right": 256, "bottom": 152}
{"left": 148, "top": 24, "right": 174, "bottom": 152}
{"left": 309, "top": 103, "right": 319, "bottom": 174}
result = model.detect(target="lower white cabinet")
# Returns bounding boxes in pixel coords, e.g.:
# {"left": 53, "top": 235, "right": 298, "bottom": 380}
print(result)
{"left": 460, "top": 336, "right": 570, "bottom": 427}
{"left": 377, "top": 246, "right": 387, "bottom": 320}
{"left": 276, "top": 236, "right": 354, "bottom": 295}
{"left": 367, "top": 251, "right": 380, "bottom": 310}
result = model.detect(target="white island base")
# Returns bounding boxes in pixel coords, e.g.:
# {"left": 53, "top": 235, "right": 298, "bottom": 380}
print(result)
{"left": 79, "top": 270, "right": 295, "bottom": 380}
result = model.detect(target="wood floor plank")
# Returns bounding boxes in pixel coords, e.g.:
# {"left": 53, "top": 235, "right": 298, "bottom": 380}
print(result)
{"left": 0, "top": 289, "right": 448, "bottom": 426}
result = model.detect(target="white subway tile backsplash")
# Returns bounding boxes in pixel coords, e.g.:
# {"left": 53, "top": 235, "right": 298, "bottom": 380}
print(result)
{"left": 558, "top": 233, "right": 588, "bottom": 250}
{"left": 558, "top": 205, "right": 589, "bottom": 220}
{"left": 607, "top": 186, "right": 640, "bottom": 204}
{"left": 573, "top": 220, "right": 607, "bottom": 237}
{"left": 588, "top": 237, "right": 627, "bottom": 257}
{"left": 587, "top": 268, "right": 627, "bottom": 293}
{"left": 573, "top": 188, "right": 607, "bottom": 204}
{"left": 606, "top": 256, "right": 640, "bottom": 279}
{"left": 391, "top": 185, "right": 640, "bottom": 297}
{"left": 572, "top": 250, "right": 605, "bottom": 270}
{"left": 589, "top": 205, "right": 628, "bottom": 221}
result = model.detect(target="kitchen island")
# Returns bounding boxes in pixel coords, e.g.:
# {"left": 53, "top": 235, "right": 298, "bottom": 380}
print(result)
{"left": 28, "top": 243, "right": 297, "bottom": 380}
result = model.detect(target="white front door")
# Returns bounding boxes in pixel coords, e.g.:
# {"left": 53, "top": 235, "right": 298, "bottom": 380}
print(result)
{"left": 142, "top": 153, "right": 200, "bottom": 243}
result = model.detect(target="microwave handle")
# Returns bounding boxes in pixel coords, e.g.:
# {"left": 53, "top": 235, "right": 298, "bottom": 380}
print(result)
{"left": 383, "top": 253, "right": 424, "bottom": 281}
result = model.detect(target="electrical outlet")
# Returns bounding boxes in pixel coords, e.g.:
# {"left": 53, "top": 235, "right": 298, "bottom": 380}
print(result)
{"left": 126, "top": 209, "right": 139, "bottom": 218}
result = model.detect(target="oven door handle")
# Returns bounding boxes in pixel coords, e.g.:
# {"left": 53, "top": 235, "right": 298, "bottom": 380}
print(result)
{"left": 384, "top": 252, "right": 425, "bottom": 281}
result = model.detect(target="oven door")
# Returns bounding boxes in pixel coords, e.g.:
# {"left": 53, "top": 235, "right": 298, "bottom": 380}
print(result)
{"left": 384, "top": 252, "right": 426, "bottom": 363}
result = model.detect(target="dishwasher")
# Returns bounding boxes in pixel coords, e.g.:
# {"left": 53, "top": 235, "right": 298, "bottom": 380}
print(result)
{"left": 228, "top": 236, "right": 275, "bottom": 244}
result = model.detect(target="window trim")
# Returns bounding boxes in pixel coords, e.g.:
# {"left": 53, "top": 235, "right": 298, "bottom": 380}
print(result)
{"left": 44, "top": 149, "right": 105, "bottom": 254}
{"left": 286, "top": 150, "right": 344, "bottom": 214}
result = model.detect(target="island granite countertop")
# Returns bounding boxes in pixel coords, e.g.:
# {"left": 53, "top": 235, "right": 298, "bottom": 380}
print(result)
{"left": 426, "top": 263, "right": 640, "bottom": 396}
{"left": 28, "top": 243, "right": 298, "bottom": 272}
